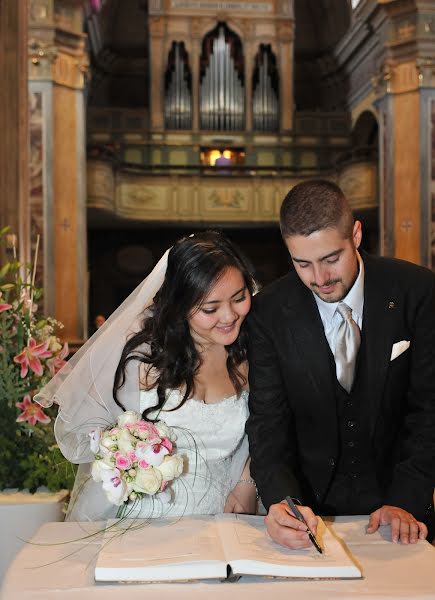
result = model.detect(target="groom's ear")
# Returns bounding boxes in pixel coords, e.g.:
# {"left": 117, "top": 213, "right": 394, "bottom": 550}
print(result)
{"left": 352, "top": 221, "right": 362, "bottom": 249}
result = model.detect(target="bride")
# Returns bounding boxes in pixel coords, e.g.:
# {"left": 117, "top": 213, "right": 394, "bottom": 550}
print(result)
{"left": 36, "top": 231, "right": 258, "bottom": 520}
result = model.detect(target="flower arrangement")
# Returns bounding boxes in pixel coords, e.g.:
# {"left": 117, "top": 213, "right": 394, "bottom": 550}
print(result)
{"left": 0, "top": 228, "right": 76, "bottom": 492}
{"left": 90, "top": 411, "right": 183, "bottom": 511}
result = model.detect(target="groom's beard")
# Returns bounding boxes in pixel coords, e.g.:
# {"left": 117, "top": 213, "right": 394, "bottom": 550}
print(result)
{"left": 310, "top": 278, "right": 351, "bottom": 303}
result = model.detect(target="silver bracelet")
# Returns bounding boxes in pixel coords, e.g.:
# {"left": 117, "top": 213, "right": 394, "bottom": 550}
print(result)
{"left": 238, "top": 478, "right": 259, "bottom": 500}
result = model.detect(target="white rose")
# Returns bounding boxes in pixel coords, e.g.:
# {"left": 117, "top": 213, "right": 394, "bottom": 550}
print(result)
{"left": 133, "top": 467, "right": 162, "bottom": 495}
{"left": 117, "top": 411, "right": 141, "bottom": 428}
{"left": 117, "top": 429, "right": 136, "bottom": 454}
{"left": 156, "top": 455, "right": 184, "bottom": 482}
{"left": 100, "top": 434, "right": 116, "bottom": 450}
{"left": 91, "top": 460, "right": 117, "bottom": 483}
{"left": 154, "top": 421, "right": 177, "bottom": 441}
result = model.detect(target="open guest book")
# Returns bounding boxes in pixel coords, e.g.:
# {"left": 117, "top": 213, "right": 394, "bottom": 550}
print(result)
{"left": 94, "top": 514, "right": 362, "bottom": 582}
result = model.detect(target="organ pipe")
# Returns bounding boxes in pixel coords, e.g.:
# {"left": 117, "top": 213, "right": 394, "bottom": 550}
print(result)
{"left": 164, "top": 42, "right": 192, "bottom": 130}
{"left": 200, "top": 24, "right": 245, "bottom": 131}
{"left": 253, "top": 44, "right": 279, "bottom": 132}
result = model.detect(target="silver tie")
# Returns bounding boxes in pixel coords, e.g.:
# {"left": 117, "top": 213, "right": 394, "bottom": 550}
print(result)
{"left": 334, "top": 302, "right": 361, "bottom": 393}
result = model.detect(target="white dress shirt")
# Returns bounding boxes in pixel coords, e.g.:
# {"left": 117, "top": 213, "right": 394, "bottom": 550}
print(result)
{"left": 313, "top": 251, "right": 364, "bottom": 356}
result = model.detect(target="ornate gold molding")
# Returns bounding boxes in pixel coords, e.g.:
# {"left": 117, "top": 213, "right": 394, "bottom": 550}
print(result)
{"left": 29, "top": 0, "right": 52, "bottom": 25}
{"left": 29, "top": 39, "right": 89, "bottom": 88}
{"left": 276, "top": 20, "right": 294, "bottom": 43}
{"left": 373, "top": 58, "right": 435, "bottom": 96}
{"left": 149, "top": 16, "right": 166, "bottom": 37}
{"left": 416, "top": 58, "right": 435, "bottom": 88}
{"left": 28, "top": 37, "right": 58, "bottom": 68}
{"left": 28, "top": 3, "right": 90, "bottom": 88}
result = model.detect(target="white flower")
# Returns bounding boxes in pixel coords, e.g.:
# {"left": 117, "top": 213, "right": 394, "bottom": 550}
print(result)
{"left": 154, "top": 421, "right": 177, "bottom": 441}
{"left": 117, "top": 411, "right": 141, "bottom": 428}
{"left": 100, "top": 434, "right": 116, "bottom": 450}
{"left": 133, "top": 467, "right": 162, "bottom": 495}
{"left": 101, "top": 471, "right": 131, "bottom": 506}
{"left": 135, "top": 442, "right": 168, "bottom": 467}
{"left": 156, "top": 455, "right": 184, "bottom": 481}
{"left": 91, "top": 462, "right": 131, "bottom": 505}
{"left": 117, "top": 429, "right": 136, "bottom": 454}
{"left": 89, "top": 428, "right": 101, "bottom": 454}
{"left": 48, "top": 335, "right": 62, "bottom": 352}
{"left": 91, "top": 459, "right": 117, "bottom": 483}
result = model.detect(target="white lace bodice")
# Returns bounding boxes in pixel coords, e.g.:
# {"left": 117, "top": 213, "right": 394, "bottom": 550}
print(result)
{"left": 139, "top": 388, "right": 249, "bottom": 516}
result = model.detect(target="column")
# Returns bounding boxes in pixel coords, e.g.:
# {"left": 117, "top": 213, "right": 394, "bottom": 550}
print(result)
{"left": 149, "top": 16, "right": 166, "bottom": 131}
{"left": 277, "top": 19, "right": 294, "bottom": 133}
{"left": 28, "top": 0, "right": 89, "bottom": 342}
{"left": 374, "top": 1, "right": 435, "bottom": 267}
{"left": 0, "top": 0, "right": 30, "bottom": 265}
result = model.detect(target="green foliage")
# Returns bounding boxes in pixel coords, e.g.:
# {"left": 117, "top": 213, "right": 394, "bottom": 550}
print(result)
{"left": 0, "top": 229, "right": 76, "bottom": 492}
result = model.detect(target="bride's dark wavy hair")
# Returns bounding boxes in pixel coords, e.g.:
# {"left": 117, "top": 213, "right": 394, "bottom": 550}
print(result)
{"left": 113, "top": 231, "right": 256, "bottom": 418}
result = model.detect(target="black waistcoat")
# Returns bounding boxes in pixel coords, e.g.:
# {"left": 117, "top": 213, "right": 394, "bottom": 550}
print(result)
{"left": 318, "top": 330, "right": 383, "bottom": 515}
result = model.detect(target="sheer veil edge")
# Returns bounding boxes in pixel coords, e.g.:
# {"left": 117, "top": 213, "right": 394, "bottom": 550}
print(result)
{"left": 34, "top": 249, "right": 170, "bottom": 464}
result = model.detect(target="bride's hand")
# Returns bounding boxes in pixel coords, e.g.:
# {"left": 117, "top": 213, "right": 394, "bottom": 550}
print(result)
{"left": 224, "top": 482, "right": 257, "bottom": 514}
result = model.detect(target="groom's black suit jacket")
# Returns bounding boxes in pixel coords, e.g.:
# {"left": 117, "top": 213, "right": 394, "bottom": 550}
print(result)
{"left": 246, "top": 253, "right": 435, "bottom": 523}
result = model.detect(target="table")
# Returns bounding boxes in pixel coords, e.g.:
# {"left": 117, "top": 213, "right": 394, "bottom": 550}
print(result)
{"left": 1, "top": 516, "right": 435, "bottom": 600}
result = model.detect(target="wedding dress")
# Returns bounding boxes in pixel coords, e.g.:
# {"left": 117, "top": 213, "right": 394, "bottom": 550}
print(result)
{"left": 65, "top": 389, "right": 249, "bottom": 521}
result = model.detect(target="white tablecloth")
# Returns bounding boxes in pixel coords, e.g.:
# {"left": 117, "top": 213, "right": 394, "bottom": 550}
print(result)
{"left": 1, "top": 516, "right": 435, "bottom": 600}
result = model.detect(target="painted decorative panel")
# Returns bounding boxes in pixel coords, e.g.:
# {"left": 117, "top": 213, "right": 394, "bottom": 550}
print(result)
{"left": 338, "top": 162, "right": 378, "bottom": 211}
{"left": 29, "top": 91, "right": 44, "bottom": 290}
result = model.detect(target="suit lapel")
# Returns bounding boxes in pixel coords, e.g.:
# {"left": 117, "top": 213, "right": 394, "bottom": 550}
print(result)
{"left": 361, "top": 254, "right": 399, "bottom": 435}
{"left": 283, "top": 280, "right": 336, "bottom": 409}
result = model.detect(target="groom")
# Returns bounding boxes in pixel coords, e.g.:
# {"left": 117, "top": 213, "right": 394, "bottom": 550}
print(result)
{"left": 247, "top": 179, "right": 435, "bottom": 547}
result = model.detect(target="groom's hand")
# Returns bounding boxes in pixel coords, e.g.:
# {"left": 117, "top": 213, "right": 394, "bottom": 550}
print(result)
{"left": 367, "top": 505, "right": 427, "bottom": 544}
{"left": 265, "top": 501, "right": 318, "bottom": 549}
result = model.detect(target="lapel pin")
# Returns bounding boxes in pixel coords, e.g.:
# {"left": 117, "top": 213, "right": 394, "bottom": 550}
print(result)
{"left": 388, "top": 301, "right": 395, "bottom": 309}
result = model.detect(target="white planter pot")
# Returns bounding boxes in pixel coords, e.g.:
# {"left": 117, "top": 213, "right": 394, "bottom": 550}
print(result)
{"left": 0, "top": 489, "right": 69, "bottom": 583}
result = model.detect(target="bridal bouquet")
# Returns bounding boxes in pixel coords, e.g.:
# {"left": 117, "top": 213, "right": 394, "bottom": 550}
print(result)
{"left": 90, "top": 411, "right": 184, "bottom": 507}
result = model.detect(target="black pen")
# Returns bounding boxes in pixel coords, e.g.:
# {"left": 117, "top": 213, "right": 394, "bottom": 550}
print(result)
{"left": 284, "top": 496, "right": 323, "bottom": 554}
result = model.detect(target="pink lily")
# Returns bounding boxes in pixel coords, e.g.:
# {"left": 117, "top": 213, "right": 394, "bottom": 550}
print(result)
{"left": 16, "top": 394, "right": 51, "bottom": 425}
{"left": 46, "top": 342, "right": 69, "bottom": 376}
{"left": 13, "top": 337, "right": 52, "bottom": 378}
{"left": 0, "top": 292, "right": 11, "bottom": 313}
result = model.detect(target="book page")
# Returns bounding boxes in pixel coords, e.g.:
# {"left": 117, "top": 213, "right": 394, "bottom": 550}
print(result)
{"left": 216, "top": 514, "right": 361, "bottom": 579}
{"left": 95, "top": 516, "right": 227, "bottom": 582}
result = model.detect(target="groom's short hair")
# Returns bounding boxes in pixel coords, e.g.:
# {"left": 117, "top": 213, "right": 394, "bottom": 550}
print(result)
{"left": 280, "top": 179, "right": 354, "bottom": 239}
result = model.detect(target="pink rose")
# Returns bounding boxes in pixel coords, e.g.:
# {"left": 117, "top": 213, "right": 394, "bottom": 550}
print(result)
{"left": 114, "top": 451, "right": 132, "bottom": 471}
